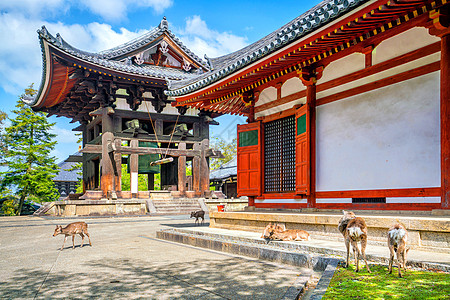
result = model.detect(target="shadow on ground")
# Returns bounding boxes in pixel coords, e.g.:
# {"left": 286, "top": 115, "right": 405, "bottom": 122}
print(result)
{"left": 162, "top": 222, "right": 210, "bottom": 228}
{"left": 1, "top": 256, "right": 299, "bottom": 299}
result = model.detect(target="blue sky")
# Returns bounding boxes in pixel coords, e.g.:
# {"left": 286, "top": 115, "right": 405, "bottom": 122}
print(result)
{"left": 0, "top": 0, "right": 321, "bottom": 163}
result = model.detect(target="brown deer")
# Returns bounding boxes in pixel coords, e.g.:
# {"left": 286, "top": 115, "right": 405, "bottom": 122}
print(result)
{"left": 261, "top": 223, "right": 284, "bottom": 240}
{"left": 53, "top": 222, "right": 92, "bottom": 250}
{"left": 190, "top": 210, "right": 205, "bottom": 225}
{"left": 261, "top": 223, "right": 310, "bottom": 242}
{"left": 270, "top": 226, "right": 310, "bottom": 241}
{"left": 338, "top": 210, "right": 371, "bottom": 273}
{"left": 387, "top": 223, "right": 409, "bottom": 277}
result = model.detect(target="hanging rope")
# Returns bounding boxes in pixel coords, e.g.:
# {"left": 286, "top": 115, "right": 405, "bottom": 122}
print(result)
{"left": 143, "top": 101, "right": 180, "bottom": 161}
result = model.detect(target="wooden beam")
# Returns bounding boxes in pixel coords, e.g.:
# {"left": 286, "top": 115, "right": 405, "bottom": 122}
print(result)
{"left": 115, "top": 132, "right": 204, "bottom": 143}
{"left": 80, "top": 144, "right": 202, "bottom": 157}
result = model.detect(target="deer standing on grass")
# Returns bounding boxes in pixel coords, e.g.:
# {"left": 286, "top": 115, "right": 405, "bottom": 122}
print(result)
{"left": 338, "top": 210, "right": 371, "bottom": 273}
{"left": 190, "top": 210, "right": 205, "bottom": 225}
{"left": 388, "top": 223, "right": 409, "bottom": 277}
{"left": 53, "top": 222, "right": 92, "bottom": 250}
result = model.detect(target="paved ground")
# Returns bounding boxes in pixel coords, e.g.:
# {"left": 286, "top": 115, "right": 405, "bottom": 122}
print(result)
{"left": 0, "top": 215, "right": 310, "bottom": 299}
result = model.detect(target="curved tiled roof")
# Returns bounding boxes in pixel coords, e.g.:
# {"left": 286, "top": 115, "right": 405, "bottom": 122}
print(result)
{"left": 166, "top": 0, "right": 368, "bottom": 96}
{"left": 98, "top": 17, "right": 209, "bottom": 70}
{"left": 53, "top": 152, "right": 82, "bottom": 182}
{"left": 37, "top": 25, "right": 201, "bottom": 81}
{"left": 210, "top": 157, "right": 237, "bottom": 180}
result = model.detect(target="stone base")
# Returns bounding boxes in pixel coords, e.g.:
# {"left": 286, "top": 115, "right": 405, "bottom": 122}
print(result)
{"left": 209, "top": 211, "right": 450, "bottom": 252}
{"left": 46, "top": 199, "right": 147, "bottom": 217}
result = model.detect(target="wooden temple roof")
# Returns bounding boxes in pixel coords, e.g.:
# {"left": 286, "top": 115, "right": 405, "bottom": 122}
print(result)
{"left": 24, "top": 17, "right": 209, "bottom": 122}
{"left": 168, "top": 0, "right": 446, "bottom": 116}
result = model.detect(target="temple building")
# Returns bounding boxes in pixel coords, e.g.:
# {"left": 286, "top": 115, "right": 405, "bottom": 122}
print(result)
{"left": 25, "top": 17, "right": 222, "bottom": 212}
{"left": 168, "top": 0, "right": 450, "bottom": 211}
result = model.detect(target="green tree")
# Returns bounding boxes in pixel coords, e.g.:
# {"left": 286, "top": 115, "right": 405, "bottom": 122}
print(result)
{"left": 0, "top": 109, "right": 7, "bottom": 166}
{"left": 0, "top": 85, "right": 59, "bottom": 215}
{"left": 210, "top": 137, "right": 237, "bottom": 170}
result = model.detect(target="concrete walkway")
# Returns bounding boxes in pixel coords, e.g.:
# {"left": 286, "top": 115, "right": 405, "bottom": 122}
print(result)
{"left": 0, "top": 215, "right": 311, "bottom": 299}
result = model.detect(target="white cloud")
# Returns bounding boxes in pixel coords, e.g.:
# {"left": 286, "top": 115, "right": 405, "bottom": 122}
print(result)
{"left": 177, "top": 15, "right": 248, "bottom": 58}
{"left": 0, "top": 12, "right": 147, "bottom": 95}
{"left": 0, "top": 0, "right": 68, "bottom": 18}
{"left": 77, "top": 0, "right": 173, "bottom": 21}
{"left": 51, "top": 126, "right": 79, "bottom": 144}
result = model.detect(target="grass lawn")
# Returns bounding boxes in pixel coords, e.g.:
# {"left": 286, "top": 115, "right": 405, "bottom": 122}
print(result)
{"left": 322, "top": 264, "right": 450, "bottom": 300}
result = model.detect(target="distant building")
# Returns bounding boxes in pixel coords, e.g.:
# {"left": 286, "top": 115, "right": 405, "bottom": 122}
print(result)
{"left": 210, "top": 157, "right": 237, "bottom": 199}
{"left": 53, "top": 152, "right": 81, "bottom": 198}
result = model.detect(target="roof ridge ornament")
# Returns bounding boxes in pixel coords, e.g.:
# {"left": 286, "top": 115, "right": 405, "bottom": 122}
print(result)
{"left": 159, "top": 16, "right": 169, "bottom": 30}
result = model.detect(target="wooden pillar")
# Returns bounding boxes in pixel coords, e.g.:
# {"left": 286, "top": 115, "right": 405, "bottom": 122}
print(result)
{"left": 155, "top": 119, "right": 163, "bottom": 136}
{"left": 114, "top": 138, "right": 122, "bottom": 192}
{"left": 306, "top": 83, "right": 317, "bottom": 209}
{"left": 81, "top": 123, "right": 88, "bottom": 193}
{"left": 298, "top": 66, "right": 321, "bottom": 209}
{"left": 178, "top": 142, "right": 187, "bottom": 195}
{"left": 101, "top": 109, "right": 115, "bottom": 198}
{"left": 193, "top": 142, "right": 201, "bottom": 196}
{"left": 441, "top": 32, "right": 450, "bottom": 209}
{"left": 148, "top": 174, "right": 154, "bottom": 190}
{"left": 130, "top": 139, "right": 139, "bottom": 197}
{"left": 200, "top": 139, "right": 210, "bottom": 197}
{"left": 429, "top": 6, "right": 450, "bottom": 209}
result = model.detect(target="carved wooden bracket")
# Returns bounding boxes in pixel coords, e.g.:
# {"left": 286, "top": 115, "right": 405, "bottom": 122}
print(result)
{"left": 126, "top": 85, "right": 144, "bottom": 111}
{"left": 150, "top": 88, "right": 168, "bottom": 113}
{"left": 429, "top": 5, "right": 450, "bottom": 36}
{"left": 297, "top": 66, "right": 324, "bottom": 86}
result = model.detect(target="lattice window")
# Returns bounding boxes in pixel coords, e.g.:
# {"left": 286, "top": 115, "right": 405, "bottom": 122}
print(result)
{"left": 352, "top": 197, "right": 386, "bottom": 203}
{"left": 264, "top": 116, "right": 296, "bottom": 193}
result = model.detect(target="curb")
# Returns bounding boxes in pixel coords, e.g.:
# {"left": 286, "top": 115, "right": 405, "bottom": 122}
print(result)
{"left": 307, "top": 259, "right": 339, "bottom": 300}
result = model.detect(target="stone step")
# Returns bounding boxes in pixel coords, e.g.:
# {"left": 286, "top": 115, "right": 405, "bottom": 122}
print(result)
{"left": 157, "top": 227, "right": 450, "bottom": 272}
{"left": 153, "top": 203, "right": 200, "bottom": 207}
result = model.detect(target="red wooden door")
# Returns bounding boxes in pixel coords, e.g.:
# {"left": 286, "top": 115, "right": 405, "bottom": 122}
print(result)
{"left": 296, "top": 105, "right": 310, "bottom": 195}
{"left": 237, "top": 121, "right": 262, "bottom": 197}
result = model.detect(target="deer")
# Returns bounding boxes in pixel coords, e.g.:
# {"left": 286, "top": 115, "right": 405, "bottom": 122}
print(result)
{"left": 261, "top": 223, "right": 284, "bottom": 240}
{"left": 338, "top": 210, "right": 371, "bottom": 273}
{"left": 270, "top": 225, "right": 310, "bottom": 242}
{"left": 53, "top": 222, "right": 92, "bottom": 250}
{"left": 190, "top": 210, "right": 205, "bottom": 225}
{"left": 387, "top": 223, "right": 409, "bottom": 277}
{"left": 261, "top": 223, "right": 310, "bottom": 242}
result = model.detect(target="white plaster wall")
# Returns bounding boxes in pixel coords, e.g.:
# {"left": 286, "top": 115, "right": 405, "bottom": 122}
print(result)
{"left": 255, "top": 96, "right": 306, "bottom": 119}
{"left": 373, "top": 27, "right": 440, "bottom": 65}
{"left": 316, "top": 71, "right": 440, "bottom": 191}
{"left": 256, "top": 86, "right": 277, "bottom": 107}
{"left": 317, "top": 52, "right": 440, "bottom": 100}
{"left": 281, "top": 77, "right": 304, "bottom": 98}
{"left": 319, "top": 52, "right": 365, "bottom": 84}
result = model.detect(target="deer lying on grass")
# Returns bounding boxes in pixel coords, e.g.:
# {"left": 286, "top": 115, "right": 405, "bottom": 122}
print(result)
{"left": 388, "top": 223, "right": 409, "bottom": 277}
{"left": 53, "top": 222, "right": 92, "bottom": 250}
{"left": 190, "top": 210, "right": 205, "bottom": 225}
{"left": 261, "top": 223, "right": 310, "bottom": 242}
{"left": 338, "top": 210, "right": 371, "bottom": 273}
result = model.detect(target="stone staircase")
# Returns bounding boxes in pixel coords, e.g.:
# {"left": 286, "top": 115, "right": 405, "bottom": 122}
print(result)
{"left": 150, "top": 191, "right": 204, "bottom": 215}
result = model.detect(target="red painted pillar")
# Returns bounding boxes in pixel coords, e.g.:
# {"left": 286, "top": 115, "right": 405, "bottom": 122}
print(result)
{"left": 306, "top": 83, "right": 316, "bottom": 208}
{"left": 441, "top": 33, "right": 450, "bottom": 209}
